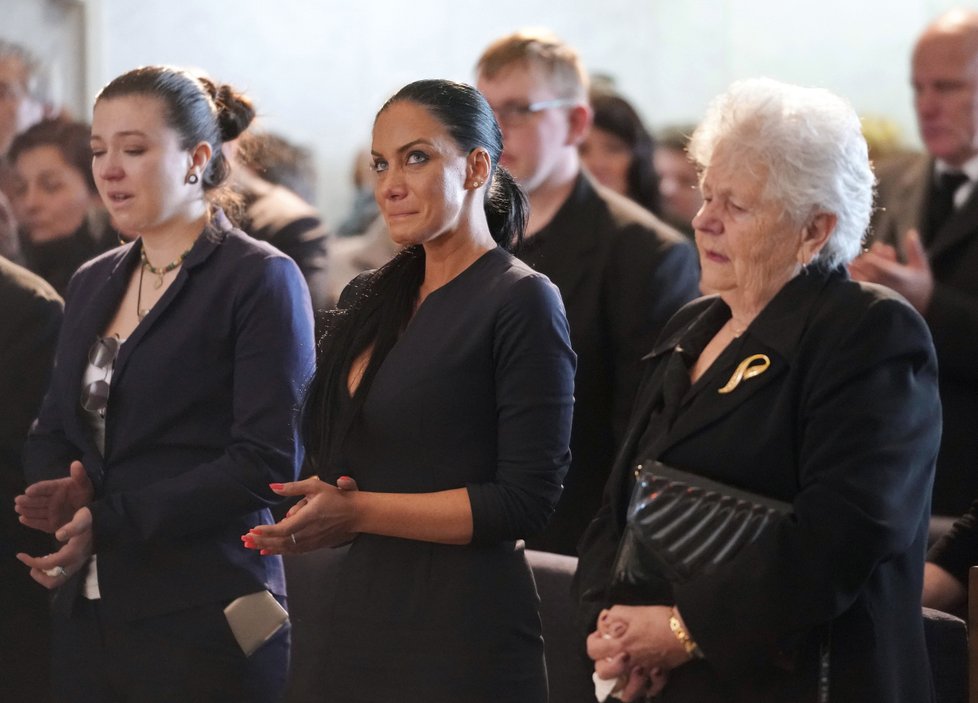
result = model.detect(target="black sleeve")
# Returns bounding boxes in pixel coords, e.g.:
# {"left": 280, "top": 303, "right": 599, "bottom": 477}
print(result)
{"left": 467, "top": 275, "right": 576, "bottom": 542}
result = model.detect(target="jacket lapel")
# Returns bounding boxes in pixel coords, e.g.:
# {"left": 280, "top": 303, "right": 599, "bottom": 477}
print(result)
{"left": 928, "top": 182, "right": 978, "bottom": 262}
{"left": 651, "top": 268, "right": 834, "bottom": 461}
{"left": 899, "top": 157, "right": 931, "bottom": 242}
{"left": 111, "top": 215, "right": 227, "bottom": 382}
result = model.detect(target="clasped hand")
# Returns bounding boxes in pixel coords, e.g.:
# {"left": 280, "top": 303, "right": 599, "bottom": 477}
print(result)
{"left": 586, "top": 605, "right": 692, "bottom": 701}
{"left": 243, "top": 475, "right": 359, "bottom": 555}
{"left": 13, "top": 460, "right": 95, "bottom": 588}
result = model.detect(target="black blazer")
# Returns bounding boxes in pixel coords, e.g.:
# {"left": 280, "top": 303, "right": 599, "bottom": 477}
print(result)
{"left": 24, "top": 211, "right": 315, "bottom": 620}
{"left": 873, "top": 152, "right": 978, "bottom": 514}
{"left": 576, "top": 266, "right": 941, "bottom": 702}
{"left": 519, "top": 174, "right": 700, "bottom": 555}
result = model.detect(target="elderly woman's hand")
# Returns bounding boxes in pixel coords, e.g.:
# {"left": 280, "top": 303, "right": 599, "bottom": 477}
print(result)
{"left": 587, "top": 605, "right": 692, "bottom": 687}
{"left": 16, "top": 506, "right": 94, "bottom": 589}
{"left": 243, "top": 476, "right": 360, "bottom": 554}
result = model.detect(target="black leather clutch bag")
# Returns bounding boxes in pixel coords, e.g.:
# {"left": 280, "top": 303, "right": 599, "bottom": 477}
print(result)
{"left": 611, "top": 461, "right": 791, "bottom": 589}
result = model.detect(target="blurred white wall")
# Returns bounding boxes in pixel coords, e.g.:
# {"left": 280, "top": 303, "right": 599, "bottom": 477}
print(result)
{"left": 3, "top": 0, "right": 975, "bottom": 227}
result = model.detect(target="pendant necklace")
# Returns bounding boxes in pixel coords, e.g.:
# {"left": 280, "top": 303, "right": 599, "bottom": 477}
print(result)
{"left": 141, "top": 245, "right": 192, "bottom": 288}
{"left": 136, "top": 244, "right": 193, "bottom": 320}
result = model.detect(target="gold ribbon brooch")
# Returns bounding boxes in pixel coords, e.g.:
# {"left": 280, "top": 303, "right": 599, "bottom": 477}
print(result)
{"left": 717, "top": 354, "right": 771, "bottom": 394}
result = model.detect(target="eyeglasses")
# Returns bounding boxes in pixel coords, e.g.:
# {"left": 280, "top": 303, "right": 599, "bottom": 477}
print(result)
{"left": 80, "top": 335, "right": 121, "bottom": 418}
{"left": 491, "top": 98, "right": 578, "bottom": 127}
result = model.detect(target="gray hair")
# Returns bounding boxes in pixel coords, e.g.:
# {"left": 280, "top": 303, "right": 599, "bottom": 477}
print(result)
{"left": 0, "top": 39, "right": 59, "bottom": 108}
{"left": 688, "top": 77, "right": 874, "bottom": 268}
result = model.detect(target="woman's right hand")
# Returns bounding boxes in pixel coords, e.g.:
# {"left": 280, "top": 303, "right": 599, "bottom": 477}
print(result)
{"left": 14, "top": 461, "right": 94, "bottom": 534}
{"left": 243, "top": 475, "right": 360, "bottom": 554}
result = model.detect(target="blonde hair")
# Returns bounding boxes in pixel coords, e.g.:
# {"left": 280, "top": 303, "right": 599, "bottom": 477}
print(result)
{"left": 476, "top": 29, "right": 588, "bottom": 101}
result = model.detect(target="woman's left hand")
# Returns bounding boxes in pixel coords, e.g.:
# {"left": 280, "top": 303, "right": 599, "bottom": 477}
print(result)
{"left": 587, "top": 605, "right": 692, "bottom": 681}
{"left": 243, "top": 476, "right": 359, "bottom": 554}
{"left": 16, "top": 506, "right": 94, "bottom": 589}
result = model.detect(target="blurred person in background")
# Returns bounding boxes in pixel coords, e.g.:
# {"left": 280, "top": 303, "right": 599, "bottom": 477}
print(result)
{"left": 336, "top": 146, "right": 381, "bottom": 236}
{"left": 851, "top": 8, "right": 978, "bottom": 517}
{"left": 236, "top": 129, "right": 318, "bottom": 204}
{"left": 226, "top": 128, "right": 330, "bottom": 313}
{"left": 8, "top": 118, "right": 115, "bottom": 294}
{"left": 0, "top": 39, "right": 61, "bottom": 261}
{"left": 580, "top": 89, "right": 660, "bottom": 214}
{"left": 476, "top": 30, "right": 699, "bottom": 556}
{"left": 653, "top": 125, "right": 702, "bottom": 239}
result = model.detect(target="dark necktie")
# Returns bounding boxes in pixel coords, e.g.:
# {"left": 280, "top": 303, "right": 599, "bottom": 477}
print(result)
{"left": 925, "top": 171, "right": 968, "bottom": 244}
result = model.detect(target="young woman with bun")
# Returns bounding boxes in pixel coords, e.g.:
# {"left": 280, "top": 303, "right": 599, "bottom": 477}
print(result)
{"left": 14, "top": 66, "right": 314, "bottom": 702}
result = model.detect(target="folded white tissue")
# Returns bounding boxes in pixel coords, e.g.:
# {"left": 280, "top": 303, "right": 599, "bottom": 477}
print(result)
{"left": 592, "top": 672, "right": 622, "bottom": 702}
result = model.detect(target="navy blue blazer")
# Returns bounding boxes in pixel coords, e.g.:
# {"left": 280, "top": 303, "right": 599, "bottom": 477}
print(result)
{"left": 24, "top": 211, "right": 315, "bottom": 620}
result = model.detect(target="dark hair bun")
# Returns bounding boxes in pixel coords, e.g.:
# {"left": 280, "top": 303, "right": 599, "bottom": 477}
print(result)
{"left": 198, "top": 76, "right": 256, "bottom": 142}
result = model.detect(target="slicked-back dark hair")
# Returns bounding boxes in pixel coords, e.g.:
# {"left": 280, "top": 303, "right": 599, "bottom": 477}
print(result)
{"left": 302, "top": 79, "right": 527, "bottom": 474}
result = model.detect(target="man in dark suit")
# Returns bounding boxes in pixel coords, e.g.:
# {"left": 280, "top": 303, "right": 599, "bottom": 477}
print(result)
{"left": 0, "top": 255, "right": 62, "bottom": 702}
{"left": 851, "top": 8, "right": 978, "bottom": 516}
{"left": 476, "top": 31, "right": 700, "bottom": 555}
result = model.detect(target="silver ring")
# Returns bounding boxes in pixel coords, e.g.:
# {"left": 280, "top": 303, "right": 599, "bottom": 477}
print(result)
{"left": 290, "top": 534, "right": 297, "bottom": 545}
{"left": 44, "top": 565, "right": 68, "bottom": 578}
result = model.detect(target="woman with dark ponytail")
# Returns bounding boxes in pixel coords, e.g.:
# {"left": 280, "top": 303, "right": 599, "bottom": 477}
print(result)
{"left": 247, "top": 79, "right": 576, "bottom": 702}
{"left": 15, "top": 66, "right": 314, "bottom": 702}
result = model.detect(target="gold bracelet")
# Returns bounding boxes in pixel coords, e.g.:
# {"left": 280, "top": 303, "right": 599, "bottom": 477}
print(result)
{"left": 669, "top": 607, "right": 704, "bottom": 659}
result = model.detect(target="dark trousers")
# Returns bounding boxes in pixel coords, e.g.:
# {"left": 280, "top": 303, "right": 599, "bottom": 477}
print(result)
{"left": 52, "top": 595, "right": 290, "bottom": 703}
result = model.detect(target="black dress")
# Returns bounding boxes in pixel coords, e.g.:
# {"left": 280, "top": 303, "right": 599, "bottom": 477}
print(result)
{"left": 319, "top": 247, "right": 575, "bottom": 702}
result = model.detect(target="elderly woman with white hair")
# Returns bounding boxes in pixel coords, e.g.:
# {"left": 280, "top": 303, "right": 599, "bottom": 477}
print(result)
{"left": 574, "top": 78, "right": 941, "bottom": 702}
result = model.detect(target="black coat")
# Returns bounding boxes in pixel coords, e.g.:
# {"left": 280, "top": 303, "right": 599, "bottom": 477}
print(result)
{"left": 873, "top": 153, "right": 978, "bottom": 515}
{"left": 0, "top": 256, "right": 61, "bottom": 702}
{"left": 520, "top": 174, "right": 700, "bottom": 555}
{"left": 576, "top": 266, "right": 940, "bottom": 702}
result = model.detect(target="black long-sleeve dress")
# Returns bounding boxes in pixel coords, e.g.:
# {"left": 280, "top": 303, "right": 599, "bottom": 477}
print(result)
{"left": 318, "top": 247, "right": 575, "bottom": 702}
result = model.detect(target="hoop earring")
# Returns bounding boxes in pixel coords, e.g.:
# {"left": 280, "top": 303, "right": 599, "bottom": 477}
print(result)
{"left": 187, "top": 172, "right": 199, "bottom": 185}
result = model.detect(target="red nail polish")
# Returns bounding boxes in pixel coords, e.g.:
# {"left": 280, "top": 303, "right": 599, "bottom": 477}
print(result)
{"left": 339, "top": 475, "right": 351, "bottom": 481}
{"left": 269, "top": 483, "right": 284, "bottom": 490}
{"left": 260, "top": 549, "right": 269, "bottom": 556}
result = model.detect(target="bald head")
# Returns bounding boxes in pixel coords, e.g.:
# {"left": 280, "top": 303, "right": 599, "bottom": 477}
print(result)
{"left": 912, "top": 9, "right": 978, "bottom": 166}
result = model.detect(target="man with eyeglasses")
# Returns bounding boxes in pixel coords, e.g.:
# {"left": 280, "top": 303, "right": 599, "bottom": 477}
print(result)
{"left": 476, "top": 30, "right": 700, "bottom": 557}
